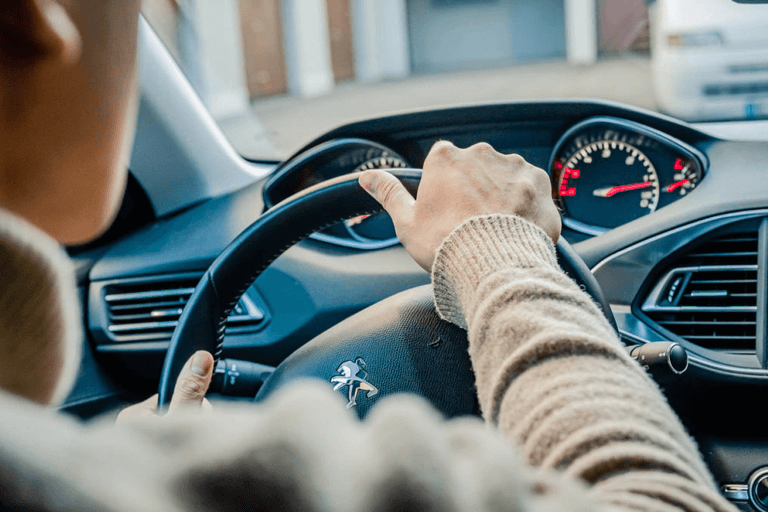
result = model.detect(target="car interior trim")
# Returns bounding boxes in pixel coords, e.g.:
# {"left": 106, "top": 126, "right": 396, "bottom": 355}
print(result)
{"left": 613, "top": 308, "right": 755, "bottom": 379}
{"left": 590, "top": 209, "right": 768, "bottom": 380}
{"left": 591, "top": 208, "right": 768, "bottom": 279}
{"left": 641, "top": 264, "right": 759, "bottom": 312}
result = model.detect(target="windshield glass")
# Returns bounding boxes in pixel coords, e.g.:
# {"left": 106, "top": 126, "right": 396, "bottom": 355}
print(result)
{"left": 141, "top": 0, "right": 768, "bottom": 160}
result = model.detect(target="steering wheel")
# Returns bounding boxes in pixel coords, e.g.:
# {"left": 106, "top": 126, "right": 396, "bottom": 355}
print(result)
{"left": 158, "top": 170, "right": 617, "bottom": 418}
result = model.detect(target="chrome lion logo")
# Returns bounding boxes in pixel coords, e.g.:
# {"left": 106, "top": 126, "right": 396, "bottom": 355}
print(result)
{"left": 331, "top": 358, "right": 379, "bottom": 409}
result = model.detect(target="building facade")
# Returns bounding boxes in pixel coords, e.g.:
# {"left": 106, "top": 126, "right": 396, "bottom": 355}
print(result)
{"left": 143, "top": 0, "right": 648, "bottom": 120}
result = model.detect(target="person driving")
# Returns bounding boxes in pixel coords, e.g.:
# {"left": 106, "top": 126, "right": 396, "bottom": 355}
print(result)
{"left": 0, "top": 1, "right": 737, "bottom": 510}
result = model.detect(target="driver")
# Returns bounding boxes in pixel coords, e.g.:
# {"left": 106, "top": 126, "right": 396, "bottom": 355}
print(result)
{"left": 0, "top": 1, "right": 736, "bottom": 511}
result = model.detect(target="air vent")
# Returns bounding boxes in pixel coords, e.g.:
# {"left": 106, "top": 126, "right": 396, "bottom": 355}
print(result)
{"left": 642, "top": 233, "right": 759, "bottom": 351}
{"left": 102, "top": 276, "right": 264, "bottom": 343}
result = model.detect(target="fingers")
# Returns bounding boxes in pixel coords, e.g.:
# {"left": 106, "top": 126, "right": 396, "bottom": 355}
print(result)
{"left": 115, "top": 351, "right": 214, "bottom": 422}
{"left": 359, "top": 170, "right": 415, "bottom": 228}
{"left": 115, "top": 394, "right": 159, "bottom": 424}
{"left": 168, "top": 350, "right": 214, "bottom": 413}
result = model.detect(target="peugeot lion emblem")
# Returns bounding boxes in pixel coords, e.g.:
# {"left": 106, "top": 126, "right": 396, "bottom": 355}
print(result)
{"left": 331, "top": 357, "right": 379, "bottom": 409}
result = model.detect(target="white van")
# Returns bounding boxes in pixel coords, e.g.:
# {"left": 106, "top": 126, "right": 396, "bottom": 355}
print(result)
{"left": 650, "top": 0, "right": 768, "bottom": 121}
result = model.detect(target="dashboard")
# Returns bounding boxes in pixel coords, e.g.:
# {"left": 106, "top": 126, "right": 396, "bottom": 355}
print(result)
{"left": 72, "top": 100, "right": 768, "bottom": 510}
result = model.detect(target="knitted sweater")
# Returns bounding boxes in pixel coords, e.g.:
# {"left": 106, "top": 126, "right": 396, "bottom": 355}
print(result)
{"left": 0, "top": 209, "right": 736, "bottom": 512}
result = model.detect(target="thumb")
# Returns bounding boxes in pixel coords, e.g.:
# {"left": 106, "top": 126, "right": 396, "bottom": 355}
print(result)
{"left": 359, "top": 170, "right": 415, "bottom": 228}
{"left": 169, "top": 350, "right": 214, "bottom": 413}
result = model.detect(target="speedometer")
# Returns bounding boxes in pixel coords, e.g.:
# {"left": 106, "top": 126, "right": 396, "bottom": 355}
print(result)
{"left": 550, "top": 118, "right": 706, "bottom": 236}
{"left": 556, "top": 139, "right": 660, "bottom": 229}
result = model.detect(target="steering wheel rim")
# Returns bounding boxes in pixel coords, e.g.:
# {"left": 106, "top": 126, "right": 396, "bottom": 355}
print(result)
{"left": 158, "top": 169, "right": 617, "bottom": 410}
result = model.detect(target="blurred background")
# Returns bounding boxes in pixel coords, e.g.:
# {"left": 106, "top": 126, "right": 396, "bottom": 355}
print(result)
{"left": 141, "top": 0, "right": 768, "bottom": 160}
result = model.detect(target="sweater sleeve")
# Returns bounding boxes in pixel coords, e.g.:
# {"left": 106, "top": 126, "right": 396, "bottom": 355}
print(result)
{"left": 431, "top": 214, "right": 737, "bottom": 512}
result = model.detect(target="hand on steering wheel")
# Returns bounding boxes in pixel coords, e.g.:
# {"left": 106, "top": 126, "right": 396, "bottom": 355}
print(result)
{"left": 118, "top": 351, "right": 214, "bottom": 422}
{"left": 358, "top": 141, "right": 561, "bottom": 271}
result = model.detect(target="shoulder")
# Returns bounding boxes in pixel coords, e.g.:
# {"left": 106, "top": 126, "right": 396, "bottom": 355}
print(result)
{"left": 0, "top": 208, "right": 82, "bottom": 405}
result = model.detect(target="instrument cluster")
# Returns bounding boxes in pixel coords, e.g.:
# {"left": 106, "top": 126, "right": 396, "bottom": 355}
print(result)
{"left": 549, "top": 117, "right": 706, "bottom": 236}
{"left": 265, "top": 119, "right": 708, "bottom": 248}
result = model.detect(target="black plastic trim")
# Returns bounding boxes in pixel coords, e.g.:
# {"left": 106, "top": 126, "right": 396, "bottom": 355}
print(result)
{"left": 592, "top": 209, "right": 768, "bottom": 305}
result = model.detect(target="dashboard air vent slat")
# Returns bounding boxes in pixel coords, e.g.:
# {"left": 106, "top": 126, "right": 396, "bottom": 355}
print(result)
{"left": 102, "top": 277, "right": 264, "bottom": 343}
{"left": 642, "top": 232, "right": 759, "bottom": 351}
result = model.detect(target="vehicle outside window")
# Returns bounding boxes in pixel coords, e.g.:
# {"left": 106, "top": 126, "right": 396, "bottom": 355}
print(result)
{"left": 140, "top": 0, "right": 768, "bottom": 160}
{"left": 649, "top": 0, "right": 768, "bottom": 121}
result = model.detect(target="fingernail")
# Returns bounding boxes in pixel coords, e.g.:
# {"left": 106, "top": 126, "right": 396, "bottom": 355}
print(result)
{"left": 191, "top": 351, "right": 210, "bottom": 377}
{"left": 359, "top": 171, "right": 377, "bottom": 193}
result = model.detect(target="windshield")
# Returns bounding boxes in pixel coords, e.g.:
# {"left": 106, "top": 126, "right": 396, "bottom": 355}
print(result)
{"left": 141, "top": 0, "right": 768, "bottom": 160}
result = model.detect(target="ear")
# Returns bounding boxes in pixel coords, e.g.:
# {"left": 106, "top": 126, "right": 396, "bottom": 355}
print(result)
{"left": 0, "top": 0, "right": 81, "bottom": 64}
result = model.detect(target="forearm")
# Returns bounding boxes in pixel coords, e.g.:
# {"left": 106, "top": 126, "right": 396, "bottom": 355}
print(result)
{"left": 432, "top": 214, "right": 736, "bottom": 511}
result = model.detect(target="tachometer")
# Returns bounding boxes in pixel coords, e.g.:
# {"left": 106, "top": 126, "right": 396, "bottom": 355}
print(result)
{"left": 263, "top": 138, "right": 411, "bottom": 249}
{"left": 556, "top": 140, "right": 660, "bottom": 229}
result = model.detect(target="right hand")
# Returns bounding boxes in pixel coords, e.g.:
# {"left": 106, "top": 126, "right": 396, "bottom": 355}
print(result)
{"left": 358, "top": 141, "right": 561, "bottom": 272}
{"left": 116, "top": 350, "right": 214, "bottom": 422}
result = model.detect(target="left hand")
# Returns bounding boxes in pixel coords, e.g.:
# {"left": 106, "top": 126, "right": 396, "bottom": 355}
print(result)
{"left": 116, "top": 350, "right": 214, "bottom": 422}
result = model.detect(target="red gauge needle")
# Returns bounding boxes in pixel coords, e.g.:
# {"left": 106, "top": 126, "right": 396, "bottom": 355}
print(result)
{"left": 666, "top": 179, "right": 690, "bottom": 192}
{"left": 593, "top": 182, "right": 654, "bottom": 197}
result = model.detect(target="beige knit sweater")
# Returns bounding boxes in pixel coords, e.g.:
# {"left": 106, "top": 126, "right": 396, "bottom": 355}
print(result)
{"left": 0, "top": 209, "right": 737, "bottom": 511}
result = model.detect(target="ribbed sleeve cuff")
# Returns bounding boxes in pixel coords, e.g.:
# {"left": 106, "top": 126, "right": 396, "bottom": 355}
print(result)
{"left": 431, "top": 215, "right": 559, "bottom": 329}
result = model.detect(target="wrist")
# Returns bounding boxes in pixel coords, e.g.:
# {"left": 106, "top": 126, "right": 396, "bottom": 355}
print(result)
{"left": 431, "top": 214, "right": 559, "bottom": 329}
